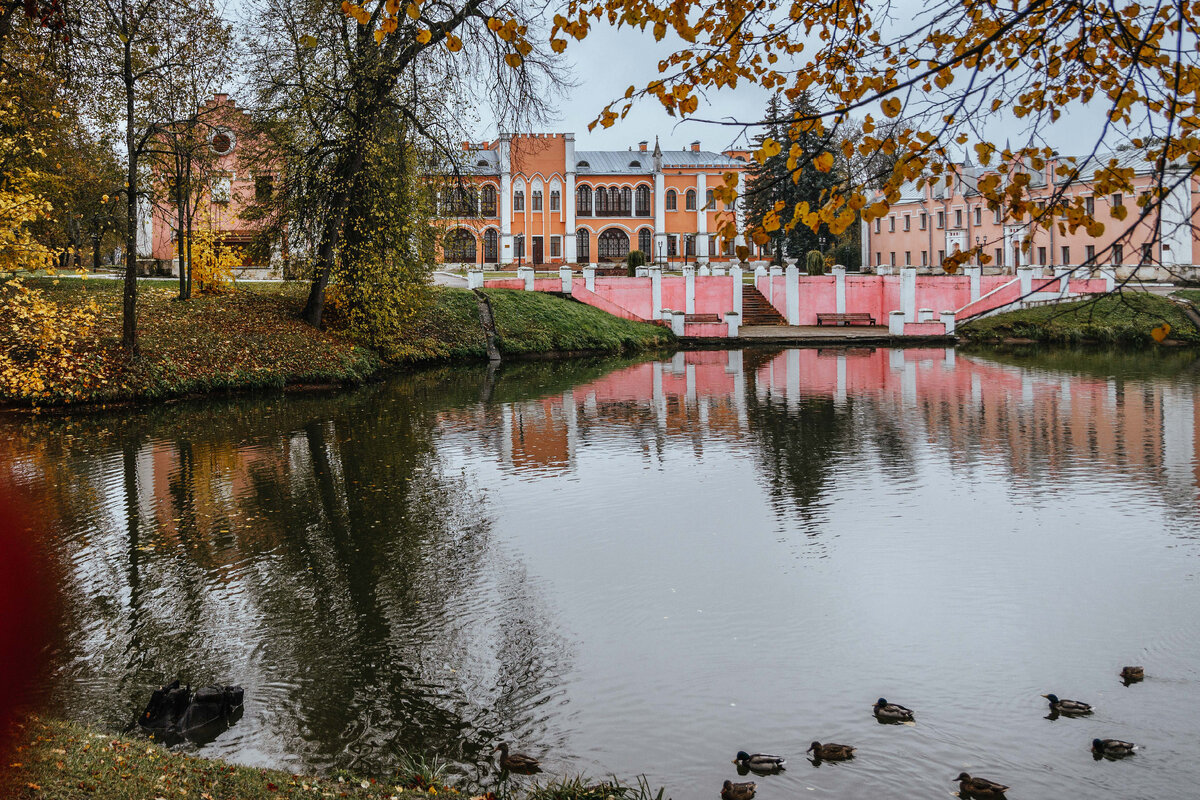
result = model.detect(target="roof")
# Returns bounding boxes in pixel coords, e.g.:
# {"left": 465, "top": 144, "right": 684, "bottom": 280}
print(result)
{"left": 574, "top": 149, "right": 744, "bottom": 174}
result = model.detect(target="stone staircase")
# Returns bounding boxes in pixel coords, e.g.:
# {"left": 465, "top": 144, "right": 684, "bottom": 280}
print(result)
{"left": 741, "top": 286, "right": 788, "bottom": 326}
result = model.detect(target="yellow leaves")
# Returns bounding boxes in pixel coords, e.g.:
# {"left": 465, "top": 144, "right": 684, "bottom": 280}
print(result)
{"left": 974, "top": 142, "right": 995, "bottom": 166}
{"left": 751, "top": 229, "right": 770, "bottom": 245}
{"left": 374, "top": 29, "right": 386, "bottom": 44}
{"left": 406, "top": 2, "right": 421, "bottom": 19}
{"left": 679, "top": 95, "right": 698, "bottom": 114}
{"left": 881, "top": 97, "right": 902, "bottom": 118}
{"left": 754, "top": 137, "right": 781, "bottom": 165}
{"left": 1110, "top": 203, "right": 1128, "bottom": 221}
{"left": 1151, "top": 323, "right": 1171, "bottom": 343}
{"left": 504, "top": 53, "right": 523, "bottom": 68}
{"left": 487, "top": 17, "right": 502, "bottom": 31}
{"left": 444, "top": 34, "right": 462, "bottom": 52}
{"left": 416, "top": 29, "right": 432, "bottom": 44}
{"left": 762, "top": 210, "right": 781, "bottom": 232}
{"left": 813, "top": 151, "right": 834, "bottom": 172}
{"left": 551, "top": 38, "right": 567, "bottom": 53}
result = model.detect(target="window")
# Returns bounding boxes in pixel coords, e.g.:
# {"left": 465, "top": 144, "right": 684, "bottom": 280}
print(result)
{"left": 598, "top": 228, "right": 630, "bottom": 261}
{"left": 889, "top": 251, "right": 896, "bottom": 267}
{"left": 875, "top": 251, "right": 882, "bottom": 266}
{"left": 682, "top": 234, "right": 694, "bottom": 257}
{"left": 920, "top": 250, "right": 928, "bottom": 266}
{"left": 444, "top": 228, "right": 475, "bottom": 263}
{"left": 1061, "top": 245, "right": 1070, "bottom": 264}
{"left": 1112, "top": 244, "right": 1123, "bottom": 264}
{"left": 635, "top": 185, "right": 651, "bottom": 216}
{"left": 576, "top": 229, "right": 590, "bottom": 261}
{"left": 481, "top": 185, "right": 497, "bottom": 216}
{"left": 254, "top": 174, "right": 274, "bottom": 203}
{"left": 919, "top": 212, "right": 927, "bottom": 230}
{"left": 514, "top": 190, "right": 525, "bottom": 211}
{"left": 1111, "top": 193, "right": 1123, "bottom": 209}
{"left": 938, "top": 248, "right": 945, "bottom": 265}
{"left": 903, "top": 214, "right": 910, "bottom": 231}
{"left": 974, "top": 207, "right": 982, "bottom": 226}
{"left": 904, "top": 251, "right": 911, "bottom": 266}
{"left": 550, "top": 235, "right": 561, "bottom": 258}
{"left": 1037, "top": 246, "right": 1046, "bottom": 265}
{"left": 532, "top": 190, "right": 543, "bottom": 211}
{"left": 1085, "top": 195, "right": 1095, "bottom": 217}
{"left": 514, "top": 235, "right": 525, "bottom": 259}
{"left": 666, "top": 189, "right": 677, "bottom": 210}
{"left": 550, "top": 190, "right": 560, "bottom": 212}
{"left": 937, "top": 211, "right": 945, "bottom": 229}
{"left": 577, "top": 185, "right": 592, "bottom": 216}
{"left": 955, "top": 209, "right": 963, "bottom": 228}
{"left": 595, "top": 187, "right": 608, "bottom": 215}
{"left": 1086, "top": 244, "right": 1096, "bottom": 263}
{"left": 705, "top": 189, "right": 714, "bottom": 209}
{"left": 874, "top": 219, "right": 881, "bottom": 234}
{"left": 620, "top": 187, "right": 632, "bottom": 216}
{"left": 888, "top": 216, "right": 895, "bottom": 232}
{"left": 638, "top": 228, "right": 652, "bottom": 255}
{"left": 709, "top": 237, "right": 717, "bottom": 256}
{"left": 484, "top": 229, "right": 498, "bottom": 263}
{"left": 993, "top": 207, "right": 1002, "bottom": 224}
{"left": 995, "top": 247, "right": 1004, "bottom": 267}
{"left": 211, "top": 176, "right": 232, "bottom": 204}
{"left": 685, "top": 189, "right": 697, "bottom": 211}
{"left": 1140, "top": 243, "right": 1152, "bottom": 264}
{"left": 668, "top": 235, "right": 678, "bottom": 257}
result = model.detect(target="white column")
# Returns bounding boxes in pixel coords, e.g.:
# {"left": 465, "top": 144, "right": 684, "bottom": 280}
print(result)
{"left": 467, "top": 268, "right": 483, "bottom": 289}
{"left": 670, "top": 311, "right": 686, "bottom": 336}
{"left": 1017, "top": 266, "right": 1033, "bottom": 299}
{"left": 725, "top": 311, "right": 740, "bottom": 337}
{"left": 888, "top": 310, "right": 906, "bottom": 335}
{"left": 860, "top": 217, "right": 871, "bottom": 274}
{"left": 835, "top": 353, "right": 847, "bottom": 407}
{"left": 654, "top": 171, "right": 667, "bottom": 265}
{"left": 918, "top": 308, "right": 933, "bottom": 322}
{"left": 564, "top": 134, "right": 576, "bottom": 263}
{"left": 786, "top": 349, "right": 800, "bottom": 410}
{"left": 1054, "top": 265, "right": 1070, "bottom": 297}
{"left": 769, "top": 265, "right": 782, "bottom": 306}
{"left": 1101, "top": 267, "right": 1116, "bottom": 292}
{"left": 943, "top": 347, "right": 956, "bottom": 368}
{"left": 730, "top": 263, "right": 743, "bottom": 320}
{"left": 785, "top": 262, "right": 800, "bottom": 325}
{"left": 965, "top": 266, "right": 981, "bottom": 302}
{"left": 900, "top": 267, "right": 917, "bottom": 322}
{"left": 940, "top": 310, "right": 957, "bottom": 334}
{"left": 833, "top": 265, "right": 846, "bottom": 314}
{"left": 583, "top": 265, "right": 596, "bottom": 291}
{"left": 518, "top": 265, "right": 534, "bottom": 290}
{"left": 695, "top": 173, "right": 709, "bottom": 264}
{"left": 559, "top": 265, "right": 573, "bottom": 293}
{"left": 499, "top": 135, "right": 513, "bottom": 265}
{"left": 650, "top": 266, "right": 662, "bottom": 320}
{"left": 683, "top": 264, "right": 696, "bottom": 314}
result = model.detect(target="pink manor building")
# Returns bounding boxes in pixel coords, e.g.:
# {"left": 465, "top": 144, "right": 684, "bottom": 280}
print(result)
{"left": 861, "top": 149, "right": 1200, "bottom": 282}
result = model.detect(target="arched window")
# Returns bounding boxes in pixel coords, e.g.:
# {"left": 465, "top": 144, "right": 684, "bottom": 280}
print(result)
{"left": 595, "top": 187, "right": 608, "bottom": 215}
{"left": 638, "top": 228, "right": 652, "bottom": 256}
{"left": 483, "top": 229, "right": 499, "bottom": 263}
{"left": 577, "top": 185, "right": 592, "bottom": 216}
{"left": 445, "top": 228, "right": 476, "bottom": 263}
{"left": 685, "top": 189, "right": 697, "bottom": 211}
{"left": 598, "top": 228, "right": 630, "bottom": 261}
{"left": 705, "top": 189, "right": 714, "bottom": 209}
{"left": 666, "top": 189, "right": 677, "bottom": 211}
{"left": 481, "top": 185, "right": 497, "bottom": 216}
{"left": 620, "top": 187, "right": 632, "bottom": 215}
{"left": 635, "top": 186, "right": 650, "bottom": 216}
{"left": 532, "top": 190, "right": 543, "bottom": 211}
{"left": 576, "top": 228, "right": 590, "bottom": 261}
{"left": 684, "top": 234, "right": 696, "bottom": 257}
{"left": 550, "top": 190, "right": 560, "bottom": 211}
{"left": 513, "top": 190, "right": 525, "bottom": 211}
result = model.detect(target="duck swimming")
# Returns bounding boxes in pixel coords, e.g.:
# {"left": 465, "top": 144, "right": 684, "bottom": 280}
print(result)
{"left": 1042, "top": 693, "right": 1092, "bottom": 715}
{"left": 1092, "top": 738, "right": 1137, "bottom": 758}
{"left": 492, "top": 742, "right": 541, "bottom": 773}
{"left": 1120, "top": 666, "right": 1144, "bottom": 683}
{"left": 732, "top": 751, "right": 785, "bottom": 772}
{"left": 873, "top": 698, "right": 914, "bottom": 722}
{"left": 721, "top": 779, "right": 756, "bottom": 800}
{"left": 954, "top": 772, "right": 1009, "bottom": 798}
{"left": 807, "top": 741, "right": 855, "bottom": 761}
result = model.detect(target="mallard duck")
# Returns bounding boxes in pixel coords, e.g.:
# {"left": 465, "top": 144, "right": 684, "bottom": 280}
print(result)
{"left": 720, "top": 780, "right": 756, "bottom": 800}
{"left": 954, "top": 772, "right": 1009, "bottom": 798}
{"left": 1042, "top": 693, "right": 1092, "bottom": 715}
{"left": 807, "top": 741, "right": 855, "bottom": 761}
{"left": 873, "top": 698, "right": 914, "bottom": 722}
{"left": 732, "top": 751, "right": 785, "bottom": 771}
{"left": 1092, "top": 738, "right": 1137, "bottom": 758}
{"left": 492, "top": 742, "right": 541, "bottom": 773}
{"left": 1120, "top": 666, "right": 1144, "bottom": 683}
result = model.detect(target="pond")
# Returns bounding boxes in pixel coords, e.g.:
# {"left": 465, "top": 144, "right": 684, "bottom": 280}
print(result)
{"left": 3, "top": 346, "right": 1199, "bottom": 799}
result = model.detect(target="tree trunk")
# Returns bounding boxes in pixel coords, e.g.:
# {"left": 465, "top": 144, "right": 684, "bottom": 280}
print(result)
{"left": 92, "top": 234, "right": 101, "bottom": 272}
{"left": 122, "top": 41, "right": 139, "bottom": 352}
{"left": 184, "top": 157, "right": 193, "bottom": 299}
{"left": 177, "top": 148, "right": 187, "bottom": 299}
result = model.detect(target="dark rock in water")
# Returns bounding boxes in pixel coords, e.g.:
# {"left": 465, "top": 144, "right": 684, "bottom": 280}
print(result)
{"left": 139, "top": 681, "right": 244, "bottom": 744}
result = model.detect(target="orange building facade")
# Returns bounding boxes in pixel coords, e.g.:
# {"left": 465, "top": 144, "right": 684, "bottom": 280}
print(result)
{"left": 437, "top": 133, "right": 751, "bottom": 267}
{"left": 861, "top": 150, "right": 1200, "bottom": 281}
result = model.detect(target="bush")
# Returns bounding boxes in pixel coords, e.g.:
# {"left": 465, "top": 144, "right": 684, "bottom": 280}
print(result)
{"left": 806, "top": 249, "right": 825, "bottom": 276}
{"left": 626, "top": 249, "right": 647, "bottom": 276}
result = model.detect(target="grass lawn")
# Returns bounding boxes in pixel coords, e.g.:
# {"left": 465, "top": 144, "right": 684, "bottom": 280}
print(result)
{"left": 958, "top": 291, "right": 1200, "bottom": 345}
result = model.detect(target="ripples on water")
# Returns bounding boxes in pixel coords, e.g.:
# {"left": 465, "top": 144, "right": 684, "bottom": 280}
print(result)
{"left": 2, "top": 347, "right": 1199, "bottom": 798}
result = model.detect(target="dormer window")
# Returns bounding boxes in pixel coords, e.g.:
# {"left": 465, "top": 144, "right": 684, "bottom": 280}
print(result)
{"left": 577, "top": 160, "right": 590, "bottom": 168}
{"left": 629, "top": 160, "right": 641, "bottom": 168}
{"left": 476, "top": 159, "right": 489, "bottom": 167}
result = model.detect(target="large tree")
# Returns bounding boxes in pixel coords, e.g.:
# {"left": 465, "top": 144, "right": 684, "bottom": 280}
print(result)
{"left": 556, "top": 0, "right": 1200, "bottom": 277}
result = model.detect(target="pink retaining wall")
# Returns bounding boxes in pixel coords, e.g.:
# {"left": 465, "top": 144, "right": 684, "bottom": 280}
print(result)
{"left": 568, "top": 285, "right": 647, "bottom": 322}
{"left": 695, "top": 276, "right": 734, "bottom": 317}
{"left": 484, "top": 279, "right": 525, "bottom": 290}
{"left": 684, "top": 322, "right": 728, "bottom": 337}
{"left": 594, "top": 277, "right": 654, "bottom": 320}
{"left": 532, "top": 278, "right": 563, "bottom": 292}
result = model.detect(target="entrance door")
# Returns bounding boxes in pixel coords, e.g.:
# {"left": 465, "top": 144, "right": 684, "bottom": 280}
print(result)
{"left": 532, "top": 236, "right": 544, "bottom": 265}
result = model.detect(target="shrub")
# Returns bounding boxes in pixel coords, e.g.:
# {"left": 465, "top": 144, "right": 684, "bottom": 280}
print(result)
{"left": 626, "top": 249, "right": 647, "bottom": 276}
{"left": 806, "top": 249, "right": 825, "bottom": 276}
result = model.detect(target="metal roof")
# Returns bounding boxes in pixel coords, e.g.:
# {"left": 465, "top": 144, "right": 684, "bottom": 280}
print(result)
{"left": 574, "top": 149, "right": 744, "bottom": 175}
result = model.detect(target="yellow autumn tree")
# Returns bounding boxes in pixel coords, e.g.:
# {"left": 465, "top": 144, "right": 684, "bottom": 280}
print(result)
{"left": 188, "top": 208, "right": 240, "bottom": 294}
{"left": 0, "top": 81, "right": 56, "bottom": 276}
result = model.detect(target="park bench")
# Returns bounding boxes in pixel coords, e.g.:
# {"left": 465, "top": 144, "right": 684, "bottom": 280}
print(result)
{"left": 817, "top": 312, "right": 876, "bottom": 326}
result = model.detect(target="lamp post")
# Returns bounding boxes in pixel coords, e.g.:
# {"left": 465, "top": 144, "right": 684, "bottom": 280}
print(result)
{"left": 975, "top": 235, "right": 982, "bottom": 267}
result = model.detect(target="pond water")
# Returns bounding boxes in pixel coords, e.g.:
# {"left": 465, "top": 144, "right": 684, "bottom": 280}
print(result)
{"left": 3, "top": 346, "right": 1200, "bottom": 799}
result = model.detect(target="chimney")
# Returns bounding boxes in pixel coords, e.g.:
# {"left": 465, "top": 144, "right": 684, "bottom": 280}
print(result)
{"left": 639, "top": 140, "right": 648, "bottom": 152}
{"left": 462, "top": 141, "right": 471, "bottom": 151}
{"left": 691, "top": 141, "right": 701, "bottom": 152}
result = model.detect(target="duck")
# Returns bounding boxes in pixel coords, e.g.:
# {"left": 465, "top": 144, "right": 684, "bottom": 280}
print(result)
{"left": 1120, "top": 666, "right": 1144, "bottom": 683}
{"left": 954, "top": 772, "right": 1009, "bottom": 798}
{"left": 492, "top": 742, "right": 541, "bottom": 773}
{"left": 732, "top": 751, "right": 785, "bottom": 772}
{"left": 720, "top": 780, "right": 756, "bottom": 800}
{"left": 807, "top": 741, "right": 855, "bottom": 761}
{"left": 873, "top": 698, "right": 914, "bottom": 722}
{"left": 1042, "top": 693, "right": 1092, "bottom": 715}
{"left": 1092, "top": 738, "right": 1137, "bottom": 758}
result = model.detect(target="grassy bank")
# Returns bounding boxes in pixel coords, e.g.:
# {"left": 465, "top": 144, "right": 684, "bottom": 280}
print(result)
{"left": 958, "top": 291, "right": 1200, "bottom": 346}
{"left": 0, "top": 279, "right": 672, "bottom": 408}
{"left": 5, "top": 717, "right": 663, "bottom": 800}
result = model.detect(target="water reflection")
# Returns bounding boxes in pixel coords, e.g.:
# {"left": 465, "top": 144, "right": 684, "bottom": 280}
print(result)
{"left": 2, "top": 347, "right": 1199, "bottom": 800}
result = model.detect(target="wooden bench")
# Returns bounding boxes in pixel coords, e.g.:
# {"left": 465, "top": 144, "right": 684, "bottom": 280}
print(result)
{"left": 817, "top": 312, "right": 876, "bottom": 326}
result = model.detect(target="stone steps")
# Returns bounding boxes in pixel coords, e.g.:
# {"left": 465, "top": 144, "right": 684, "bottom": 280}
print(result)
{"left": 741, "top": 286, "right": 787, "bottom": 326}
